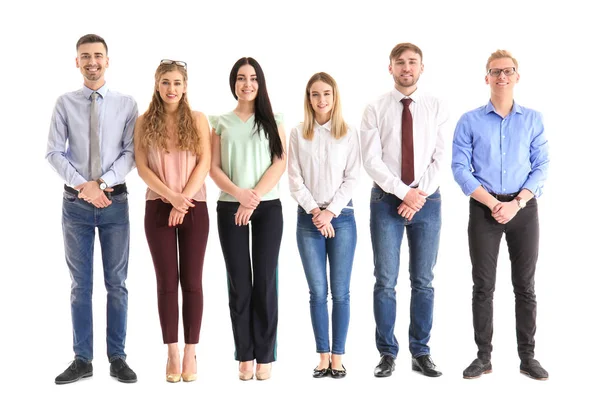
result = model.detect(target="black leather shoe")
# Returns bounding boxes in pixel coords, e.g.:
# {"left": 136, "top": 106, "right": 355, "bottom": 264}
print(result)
{"left": 412, "top": 355, "right": 442, "bottom": 377}
{"left": 313, "top": 363, "right": 330, "bottom": 378}
{"left": 463, "top": 358, "right": 492, "bottom": 379}
{"left": 520, "top": 359, "right": 548, "bottom": 380}
{"left": 330, "top": 364, "right": 346, "bottom": 379}
{"left": 55, "top": 359, "right": 93, "bottom": 384}
{"left": 110, "top": 358, "right": 137, "bottom": 383}
{"left": 374, "top": 355, "right": 395, "bottom": 378}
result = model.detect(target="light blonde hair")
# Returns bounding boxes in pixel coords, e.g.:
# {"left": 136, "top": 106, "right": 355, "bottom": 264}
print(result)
{"left": 302, "top": 72, "right": 348, "bottom": 140}
{"left": 140, "top": 63, "right": 201, "bottom": 154}
{"left": 486, "top": 49, "right": 519, "bottom": 71}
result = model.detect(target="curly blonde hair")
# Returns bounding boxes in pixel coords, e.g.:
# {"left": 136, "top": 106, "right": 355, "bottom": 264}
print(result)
{"left": 140, "top": 63, "right": 201, "bottom": 154}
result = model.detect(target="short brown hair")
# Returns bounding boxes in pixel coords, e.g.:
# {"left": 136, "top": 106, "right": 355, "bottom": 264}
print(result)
{"left": 76, "top": 34, "right": 108, "bottom": 54}
{"left": 486, "top": 49, "right": 518, "bottom": 71}
{"left": 389, "top": 43, "right": 423, "bottom": 62}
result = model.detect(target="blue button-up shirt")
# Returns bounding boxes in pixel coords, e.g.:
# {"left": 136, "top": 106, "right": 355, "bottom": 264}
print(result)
{"left": 46, "top": 84, "right": 138, "bottom": 187}
{"left": 451, "top": 100, "right": 549, "bottom": 197}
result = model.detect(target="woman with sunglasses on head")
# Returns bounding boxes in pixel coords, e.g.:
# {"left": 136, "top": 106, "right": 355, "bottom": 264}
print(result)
{"left": 134, "top": 59, "right": 211, "bottom": 383}
{"left": 209, "top": 57, "right": 286, "bottom": 381}
{"left": 288, "top": 72, "right": 360, "bottom": 379}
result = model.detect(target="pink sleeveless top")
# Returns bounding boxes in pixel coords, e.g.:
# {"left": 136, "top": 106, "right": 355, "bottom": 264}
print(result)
{"left": 145, "top": 136, "right": 207, "bottom": 202}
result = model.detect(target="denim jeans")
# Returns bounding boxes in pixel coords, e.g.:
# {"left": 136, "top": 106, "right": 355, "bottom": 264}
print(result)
{"left": 62, "top": 190, "right": 130, "bottom": 362}
{"left": 370, "top": 186, "right": 441, "bottom": 358}
{"left": 296, "top": 205, "right": 357, "bottom": 355}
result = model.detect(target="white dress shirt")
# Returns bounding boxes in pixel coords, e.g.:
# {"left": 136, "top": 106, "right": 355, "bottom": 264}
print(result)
{"left": 360, "top": 88, "right": 448, "bottom": 199}
{"left": 288, "top": 120, "right": 361, "bottom": 216}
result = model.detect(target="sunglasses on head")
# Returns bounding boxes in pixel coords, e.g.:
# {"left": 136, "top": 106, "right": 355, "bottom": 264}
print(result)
{"left": 160, "top": 59, "right": 187, "bottom": 70}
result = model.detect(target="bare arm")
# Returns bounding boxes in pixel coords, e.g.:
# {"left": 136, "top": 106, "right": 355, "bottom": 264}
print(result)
{"left": 254, "top": 124, "right": 287, "bottom": 197}
{"left": 182, "top": 112, "right": 211, "bottom": 198}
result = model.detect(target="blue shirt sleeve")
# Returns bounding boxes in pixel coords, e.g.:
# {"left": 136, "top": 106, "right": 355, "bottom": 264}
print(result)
{"left": 522, "top": 111, "right": 549, "bottom": 197}
{"left": 451, "top": 113, "right": 482, "bottom": 196}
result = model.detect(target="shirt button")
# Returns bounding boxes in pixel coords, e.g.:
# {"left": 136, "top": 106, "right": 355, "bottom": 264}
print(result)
{"left": 503, "top": 170, "right": 506, "bottom": 173}
{"left": 503, "top": 152, "right": 506, "bottom": 155}
{"left": 502, "top": 135, "right": 505, "bottom": 139}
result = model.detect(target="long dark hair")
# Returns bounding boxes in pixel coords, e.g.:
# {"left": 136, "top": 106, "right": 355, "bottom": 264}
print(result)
{"left": 229, "top": 57, "right": 283, "bottom": 160}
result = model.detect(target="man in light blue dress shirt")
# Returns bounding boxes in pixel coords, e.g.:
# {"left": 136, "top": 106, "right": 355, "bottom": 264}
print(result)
{"left": 46, "top": 34, "right": 138, "bottom": 384}
{"left": 452, "top": 50, "right": 549, "bottom": 381}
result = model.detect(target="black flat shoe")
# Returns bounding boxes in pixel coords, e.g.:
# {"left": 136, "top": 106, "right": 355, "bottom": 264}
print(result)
{"left": 313, "top": 363, "right": 330, "bottom": 378}
{"left": 110, "top": 358, "right": 137, "bottom": 383}
{"left": 330, "top": 364, "right": 346, "bottom": 379}
{"left": 463, "top": 358, "right": 492, "bottom": 379}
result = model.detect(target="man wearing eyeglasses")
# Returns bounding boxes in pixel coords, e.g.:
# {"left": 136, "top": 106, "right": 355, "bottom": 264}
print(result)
{"left": 452, "top": 50, "right": 549, "bottom": 380}
{"left": 46, "top": 33, "right": 138, "bottom": 384}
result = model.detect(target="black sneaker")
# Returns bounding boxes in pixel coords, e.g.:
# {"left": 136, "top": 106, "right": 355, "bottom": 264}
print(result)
{"left": 520, "top": 359, "right": 549, "bottom": 380}
{"left": 110, "top": 358, "right": 137, "bottom": 383}
{"left": 55, "top": 359, "right": 93, "bottom": 384}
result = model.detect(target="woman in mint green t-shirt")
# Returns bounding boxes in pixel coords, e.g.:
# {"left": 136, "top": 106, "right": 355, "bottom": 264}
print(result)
{"left": 209, "top": 57, "right": 286, "bottom": 381}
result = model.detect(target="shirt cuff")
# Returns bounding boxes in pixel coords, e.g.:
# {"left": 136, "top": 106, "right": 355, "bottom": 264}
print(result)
{"left": 301, "top": 200, "right": 320, "bottom": 214}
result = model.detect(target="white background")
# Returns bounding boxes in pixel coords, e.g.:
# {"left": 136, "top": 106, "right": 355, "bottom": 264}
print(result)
{"left": 1, "top": 0, "right": 598, "bottom": 399}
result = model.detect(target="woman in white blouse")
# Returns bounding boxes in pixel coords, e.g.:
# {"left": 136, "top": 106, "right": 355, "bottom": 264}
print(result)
{"left": 288, "top": 72, "right": 361, "bottom": 378}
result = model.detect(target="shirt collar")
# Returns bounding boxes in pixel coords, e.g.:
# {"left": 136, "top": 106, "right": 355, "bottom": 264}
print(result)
{"left": 485, "top": 99, "right": 523, "bottom": 115}
{"left": 315, "top": 119, "right": 332, "bottom": 131}
{"left": 392, "top": 87, "right": 420, "bottom": 104}
{"left": 82, "top": 83, "right": 109, "bottom": 100}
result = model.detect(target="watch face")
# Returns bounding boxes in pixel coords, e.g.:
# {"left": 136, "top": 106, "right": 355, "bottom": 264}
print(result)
{"left": 100, "top": 182, "right": 107, "bottom": 190}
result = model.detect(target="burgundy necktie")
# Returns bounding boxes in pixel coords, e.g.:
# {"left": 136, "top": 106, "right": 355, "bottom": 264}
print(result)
{"left": 401, "top": 98, "right": 414, "bottom": 185}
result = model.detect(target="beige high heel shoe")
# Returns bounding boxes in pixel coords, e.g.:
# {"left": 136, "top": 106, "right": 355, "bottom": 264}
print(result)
{"left": 182, "top": 356, "right": 197, "bottom": 382}
{"left": 166, "top": 358, "right": 181, "bottom": 383}
{"left": 255, "top": 363, "right": 272, "bottom": 381}
{"left": 239, "top": 362, "right": 254, "bottom": 381}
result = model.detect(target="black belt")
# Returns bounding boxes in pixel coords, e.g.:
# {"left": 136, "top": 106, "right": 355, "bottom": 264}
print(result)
{"left": 489, "top": 192, "right": 518, "bottom": 202}
{"left": 64, "top": 183, "right": 127, "bottom": 198}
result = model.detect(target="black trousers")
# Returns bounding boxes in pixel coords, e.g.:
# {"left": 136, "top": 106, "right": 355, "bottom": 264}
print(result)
{"left": 217, "top": 199, "right": 283, "bottom": 363}
{"left": 468, "top": 197, "right": 539, "bottom": 361}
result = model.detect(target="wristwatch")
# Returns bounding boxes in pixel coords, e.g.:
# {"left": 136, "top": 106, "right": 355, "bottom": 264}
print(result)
{"left": 515, "top": 196, "right": 527, "bottom": 209}
{"left": 96, "top": 178, "right": 108, "bottom": 191}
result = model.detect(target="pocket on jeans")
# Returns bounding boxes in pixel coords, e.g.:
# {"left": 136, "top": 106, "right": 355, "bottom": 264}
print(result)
{"left": 370, "top": 188, "right": 386, "bottom": 202}
{"left": 63, "top": 191, "right": 77, "bottom": 202}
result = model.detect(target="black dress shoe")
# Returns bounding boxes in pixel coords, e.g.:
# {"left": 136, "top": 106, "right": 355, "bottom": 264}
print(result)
{"left": 330, "top": 364, "right": 346, "bottom": 379}
{"left": 110, "top": 358, "right": 137, "bottom": 383}
{"left": 55, "top": 359, "right": 93, "bottom": 384}
{"left": 463, "top": 358, "right": 492, "bottom": 379}
{"left": 520, "top": 359, "right": 549, "bottom": 380}
{"left": 412, "top": 355, "right": 442, "bottom": 377}
{"left": 313, "top": 363, "right": 330, "bottom": 378}
{"left": 374, "top": 355, "right": 395, "bottom": 378}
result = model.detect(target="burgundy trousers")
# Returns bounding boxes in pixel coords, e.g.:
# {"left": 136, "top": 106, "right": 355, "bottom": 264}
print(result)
{"left": 144, "top": 200, "right": 209, "bottom": 344}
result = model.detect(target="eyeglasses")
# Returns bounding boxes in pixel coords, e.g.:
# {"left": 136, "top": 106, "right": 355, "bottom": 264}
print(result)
{"left": 487, "top": 67, "right": 516, "bottom": 77}
{"left": 160, "top": 59, "right": 187, "bottom": 70}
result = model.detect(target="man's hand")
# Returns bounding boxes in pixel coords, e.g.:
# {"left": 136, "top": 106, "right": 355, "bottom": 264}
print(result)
{"left": 168, "top": 208, "right": 186, "bottom": 227}
{"left": 402, "top": 188, "right": 428, "bottom": 211}
{"left": 491, "top": 201, "right": 520, "bottom": 224}
{"left": 397, "top": 203, "right": 417, "bottom": 221}
{"left": 235, "top": 205, "right": 254, "bottom": 226}
{"left": 75, "top": 181, "right": 113, "bottom": 208}
{"left": 312, "top": 210, "right": 334, "bottom": 229}
{"left": 235, "top": 189, "right": 260, "bottom": 209}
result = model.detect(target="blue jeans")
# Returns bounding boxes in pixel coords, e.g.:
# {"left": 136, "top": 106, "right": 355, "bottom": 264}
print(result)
{"left": 296, "top": 206, "right": 357, "bottom": 355}
{"left": 370, "top": 187, "right": 441, "bottom": 358}
{"left": 62, "top": 190, "right": 130, "bottom": 362}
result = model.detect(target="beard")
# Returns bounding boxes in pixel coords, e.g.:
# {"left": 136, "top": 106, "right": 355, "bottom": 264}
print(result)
{"left": 394, "top": 74, "right": 419, "bottom": 88}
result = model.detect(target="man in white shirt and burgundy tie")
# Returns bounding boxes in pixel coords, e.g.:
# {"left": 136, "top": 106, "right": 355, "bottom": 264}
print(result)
{"left": 46, "top": 34, "right": 138, "bottom": 384}
{"left": 361, "top": 42, "right": 448, "bottom": 378}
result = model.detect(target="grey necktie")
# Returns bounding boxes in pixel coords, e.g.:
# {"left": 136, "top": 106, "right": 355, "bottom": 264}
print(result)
{"left": 90, "top": 92, "right": 102, "bottom": 180}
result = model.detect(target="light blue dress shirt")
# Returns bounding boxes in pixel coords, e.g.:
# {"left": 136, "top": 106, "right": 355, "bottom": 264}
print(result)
{"left": 452, "top": 100, "right": 549, "bottom": 197}
{"left": 46, "top": 84, "right": 138, "bottom": 187}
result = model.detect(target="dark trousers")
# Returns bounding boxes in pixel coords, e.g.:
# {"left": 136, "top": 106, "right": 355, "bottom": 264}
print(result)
{"left": 144, "top": 200, "right": 209, "bottom": 344}
{"left": 217, "top": 199, "right": 283, "bottom": 363}
{"left": 468, "top": 197, "right": 539, "bottom": 361}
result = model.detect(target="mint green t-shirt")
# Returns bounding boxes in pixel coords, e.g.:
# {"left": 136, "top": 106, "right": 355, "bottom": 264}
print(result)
{"left": 209, "top": 112, "right": 284, "bottom": 202}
